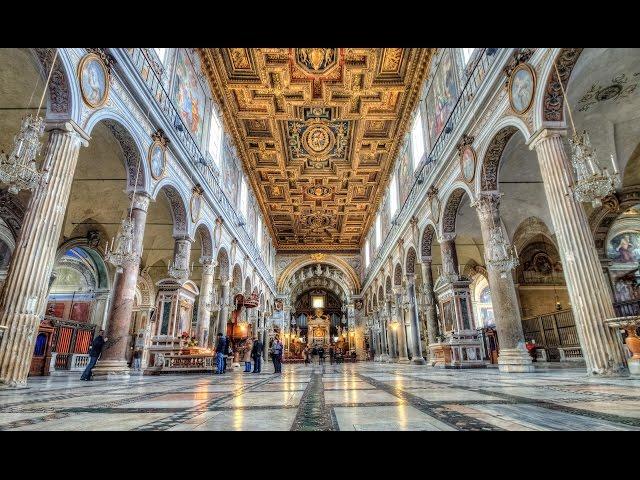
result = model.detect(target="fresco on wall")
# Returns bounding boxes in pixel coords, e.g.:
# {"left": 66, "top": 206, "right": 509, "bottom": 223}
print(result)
{"left": 607, "top": 232, "right": 640, "bottom": 264}
{"left": 222, "top": 136, "right": 241, "bottom": 205}
{"left": 397, "top": 146, "right": 411, "bottom": 207}
{"left": 381, "top": 193, "right": 390, "bottom": 239}
{"left": 173, "top": 49, "right": 206, "bottom": 143}
{"left": 425, "top": 48, "right": 459, "bottom": 145}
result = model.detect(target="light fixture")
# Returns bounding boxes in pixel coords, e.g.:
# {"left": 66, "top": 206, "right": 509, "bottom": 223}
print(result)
{"left": 0, "top": 50, "right": 59, "bottom": 194}
{"left": 554, "top": 61, "right": 620, "bottom": 208}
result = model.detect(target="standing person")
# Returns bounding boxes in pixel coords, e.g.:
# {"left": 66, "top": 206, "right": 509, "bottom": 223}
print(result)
{"left": 242, "top": 339, "right": 252, "bottom": 372}
{"left": 215, "top": 332, "right": 226, "bottom": 374}
{"left": 303, "top": 345, "right": 310, "bottom": 365}
{"left": 318, "top": 345, "right": 325, "bottom": 365}
{"left": 132, "top": 349, "right": 142, "bottom": 371}
{"left": 251, "top": 337, "right": 263, "bottom": 373}
{"left": 311, "top": 345, "right": 318, "bottom": 364}
{"left": 271, "top": 335, "right": 283, "bottom": 373}
{"left": 80, "top": 330, "right": 107, "bottom": 381}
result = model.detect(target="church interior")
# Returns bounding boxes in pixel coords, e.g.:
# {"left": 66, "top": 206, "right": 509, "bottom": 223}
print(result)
{"left": 0, "top": 47, "right": 639, "bottom": 431}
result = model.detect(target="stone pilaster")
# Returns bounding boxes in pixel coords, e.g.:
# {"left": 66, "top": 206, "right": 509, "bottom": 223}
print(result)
{"left": 197, "top": 256, "right": 215, "bottom": 346}
{"left": 406, "top": 274, "right": 426, "bottom": 364}
{"left": 420, "top": 257, "right": 439, "bottom": 347}
{"left": 530, "top": 128, "right": 627, "bottom": 375}
{"left": 474, "top": 191, "right": 534, "bottom": 373}
{"left": 0, "top": 123, "right": 88, "bottom": 388}
{"left": 94, "top": 193, "right": 150, "bottom": 378}
{"left": 170, "top": 237, "right": 192, "bottom": 280}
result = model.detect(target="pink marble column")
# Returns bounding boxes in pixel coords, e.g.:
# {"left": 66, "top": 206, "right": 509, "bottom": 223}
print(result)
{"left": 93, "top": 193, "right": 149, "bottom": 378}
{"left": 197, "top": 256, "right": 215, "bottom": 347}
{"left": 0, "top": 123, "right": 88, "bottom": 388}
{"left": 474, "top": 191, "right": 534, "bottom": 372}
{"left": 419, "top": 257, "right": 439, "bottom": 346}
{"left": 530, "top": 129, "right": 627, "bottom": 376}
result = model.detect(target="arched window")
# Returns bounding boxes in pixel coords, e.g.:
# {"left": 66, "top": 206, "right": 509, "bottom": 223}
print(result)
{"left": 240, "top": 177, "right": 248, "bottom": 218}
{"left": 365, "top": 239, "right": 370, "bottom": 267}
{"left": 474, "top": 277, "right": 494, "bottom": 328}
{"left": 389, "top": 172, "right": 398, "bottom": 217}
{"left": 154, "top": 48, "right": 167, "bottom": 64}
{"left": 375, "top": 214, "right": 381, "bottom": 248}
{"left": 462, "top": 48, "right": 476, "bottom": 65}
{"left": 208, "top": 113, "right": 223, "bottom": 166}
{"left": 410, "top": 108, "right": 425, "bottom": 170}
{"left": 257, "top": 217, "right": 263, "bottom": 250}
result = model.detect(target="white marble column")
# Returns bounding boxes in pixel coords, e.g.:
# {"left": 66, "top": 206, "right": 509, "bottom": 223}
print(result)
{"left": 406, "top": 274, "right": 426, "bottom": 364}
{"left": 393, "top": 292, "right": 409, "bottom": 362}
{"left": 474, "top": 191, "right": 534, "bottom": 372}
{"left": 0, "top": 123, "right": 88, "bottom": 387}
{"left": 171, "top": 237, "right": 192, "bottom": 281}
{"left": 197, "top": 256, "right": 215, "bottom": 346}
{"left": 218, "top": 280, "right": 231, "bottom": 336}
{"left": 93, "top": 193, "right": 150, "bottom": 378}
{"left": 530, "top": 128, "right": 627, "bottom": 375}
{"left": 420, "top": 257, "right": 439, "bottom": 347}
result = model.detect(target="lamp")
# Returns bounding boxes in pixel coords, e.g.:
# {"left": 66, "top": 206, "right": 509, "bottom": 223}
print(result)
{"left": 554, "top": 61, "right": 620, "bottom": 208}
{"left": 0, "top": 50, "right": 59, "bottom": 194}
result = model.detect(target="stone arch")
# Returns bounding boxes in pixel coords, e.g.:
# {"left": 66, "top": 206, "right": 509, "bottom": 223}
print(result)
{"left": 244, "top": 276, "right": 251, "bottom": 294}
{"left": 136, "top": 270, "right": 156, "bottom": 309}
{"left": 153, "top": 182, "right": 189, "bottom": 238}
{"left": 421, "top": 223, "right": 436, "bottom": 259}
{"left": 372, "top": 292, "right": 378, "bottom": 310}
{"left": 54, "top": 238, "right": 110, "bottom": 290}
{"left": 216, "top": 246, "right": 230, "bottom": 282}
{"left": 85, "top": 112, "right": 150, "bottom": 192}
{"left": 232, "top": 263, "right": 243, "bottom": 290}
{"left": 478, "top": 125, "right": 519, "bottom": 192}
{"left": 0, "top": 189, "right": 26, "bottom": 241}
{"left": 440, "top": 185, "right": 473, "bottom": 235}
{"left": 276, "top": 254, "right": 360, "bottom": 292}
{"left": 393, "top": 263, "right": 403, "bottom": 286}
{"left": 589, "top": 188, "right": 640, "bottom": 258}
{"left": 405, "top": 246, "right": 417, "bottom": 275}
{"left": 31, "top": 48, "right": 78, "bottom": 121}
{"left": 377, "top": 285, "right": 384, "bottom": 306}
{"left": 512, "top": 216, "right": 556, "bottom": 253}
{"left": 539, "top": 48, "right": 584, "bottom": 124}
{"left": 385, "top": 275, "right": 392, "bottom": 297}
{"left": 194, "top": 221, "right": 214, "bottom": 258}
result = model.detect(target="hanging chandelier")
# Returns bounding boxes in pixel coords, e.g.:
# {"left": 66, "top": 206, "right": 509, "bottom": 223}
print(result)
{"left": 554, "top": 62, "right": 620, "bottom": 208}
{"left": 486, "top": 227, "right": 519, "bottom": 278}
{"left": 0, "top": 50, "right": 59, "bottom": 194}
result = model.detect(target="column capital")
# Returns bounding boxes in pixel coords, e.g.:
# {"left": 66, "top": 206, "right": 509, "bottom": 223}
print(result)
{"left": 45, "top": 119, "right": 90, "bottom": 146}
{"left": 437, "top": 232, "right": 456, "bottom": 243}
{"left": 472, "top": 190, "right": 502, "bottom": 222}
{"left": 527, "top": 127, "right": 567, "bottom": 151}
{"left": 129, "top": 192, "right": 151, "bottom": 212}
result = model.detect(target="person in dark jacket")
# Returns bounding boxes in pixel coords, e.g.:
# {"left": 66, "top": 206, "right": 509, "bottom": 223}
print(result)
{"left": 251, "top": 337, "right": 263, "bottom": 373}
{"left": 215, "top": 333, "right": 226, "bottom": 374}
{"left": 81, "top": 330, "right": 107, "bottom": 380}
{"left": 318, "top": 346, "right": 325, "bottom": 365}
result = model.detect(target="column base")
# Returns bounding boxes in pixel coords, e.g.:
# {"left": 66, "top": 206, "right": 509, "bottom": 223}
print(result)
{"left": 92, "top": 360, "right": 131, "bottom": 379}
{"left": 398, "top": 357, "right": 410, "bottom": 364}
{"left": 498, "top": 348, "right": 536, "bottom": 373}
{"left": 411, "top": 357, "right": 426, "bottom": 365}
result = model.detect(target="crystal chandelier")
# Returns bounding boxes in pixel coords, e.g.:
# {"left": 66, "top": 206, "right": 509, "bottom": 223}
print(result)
{"left": 104, "top": 218, "right": 139, "bottom": 273}
{"left": 0, "top": 50, "right": 59, "bottom": 194}
{"left": 554, "top": 62, "right": 620, "bottom": 208}
{"left": 486, "top": 227, "right": 519, "bottom": 278}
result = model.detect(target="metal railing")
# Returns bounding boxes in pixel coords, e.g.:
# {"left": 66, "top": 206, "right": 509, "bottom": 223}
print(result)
{"left": 613, "top": 298, "right": 640, "bottom": 317}
{"left": 364, "top": 48, "right": 502, "bottom": 285}
{"left": 521, "top": 308, "right": 581, "bottom": 361}
{"left": 120, "top": 49, "right": 275, "bottom": 293}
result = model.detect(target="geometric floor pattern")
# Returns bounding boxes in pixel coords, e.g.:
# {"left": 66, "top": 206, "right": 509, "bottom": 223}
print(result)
{"left": 1, "top": 363, "right": 639, "bottom": 430}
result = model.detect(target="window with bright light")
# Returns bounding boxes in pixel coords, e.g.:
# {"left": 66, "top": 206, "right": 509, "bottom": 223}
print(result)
{"left": 389, "top": 172, "right": 398, "bottom": 217}
{"left": 208, "top": 113, "right": 223, "bottom": 166}
{"left": 375, "top": 214, "right": 381, "bottom": 248}
{"left": 240, "top": 177, "right": 248, "bottom": 218}
{"left": 154, "top": 48, "right": 167, "bottom": 64}
{"left": 462, "top": 48, "right": 476, "bottom": 65}
{"left": 365, "top": 239, "right": 370, "bottom": 267}
{"left": 312, "top": 295, "right": 325, "bottom": 309}
{"left": 257, "top": 217, "right": 263, "bottom": 250}
{"left": 411, "top": 109, "right": 425, "bottom": 170}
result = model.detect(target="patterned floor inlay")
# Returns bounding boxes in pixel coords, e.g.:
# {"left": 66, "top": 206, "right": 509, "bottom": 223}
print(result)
{"left": 1, "top": 363, "right": 638, "bottom": 430}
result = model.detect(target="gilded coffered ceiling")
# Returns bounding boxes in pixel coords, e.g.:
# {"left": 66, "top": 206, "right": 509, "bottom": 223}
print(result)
{"left": 198, "top": 48, "right": 434, "bottom": 252}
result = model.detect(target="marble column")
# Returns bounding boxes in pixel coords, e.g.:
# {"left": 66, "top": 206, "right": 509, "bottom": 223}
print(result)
{"left": 393, "top": 292, "right": 409, "bottom": 362}
{"left": 218, "top": 280, "right": 231, "bottom": 337}
{"left": 406, "top": 274, "right": 426, "bottom": 364}
{"left": 474, "top": 191, "right": 534, "bottom": 372}
{"left": 171, "top": 237, "right": 193, "bottom": 281}
{"left": 440, "top": 235, "right": 459, "bottom": 277}
{"left": 93, "top": 193, "right": 150, "bottom": 378}
{"left": 197, "top": 256, "right": 215, "bottom": 346}
{"left": 0, "top": 123, "right": 88, "bottom": 388}
{"left": 420, "top": 257, "right": 439, "bottom": 346}
{"left": 530, "top": 129, "right": 627, "bottom": 375}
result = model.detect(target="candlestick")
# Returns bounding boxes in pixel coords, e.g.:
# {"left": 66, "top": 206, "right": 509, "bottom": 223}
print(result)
{"left": 610, "top": 154, "right": 618, "bottom": 174}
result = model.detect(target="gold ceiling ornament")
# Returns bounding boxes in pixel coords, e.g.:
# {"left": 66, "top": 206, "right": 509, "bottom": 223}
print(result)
{"left": 310, "top": 253, "right": 326, "bottom": 262}
{"left": 198, "top": 48, "right": 434, "bottom": 251}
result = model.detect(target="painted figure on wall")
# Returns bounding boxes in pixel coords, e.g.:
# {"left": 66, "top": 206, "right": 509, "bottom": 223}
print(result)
{"left": 398, "top": 147, "right": 411, "bottom": 206}
{"left": 80, "top": 56, "right": 108, "bottom": 107}
{"left": 173, "top": 49, "right": 206, "bottom": 142}
{"left": 426, "top": 49, "right": 459, "bottom": 144}
{"left": 608, "top": 232, "right": 640, "bottom": 263}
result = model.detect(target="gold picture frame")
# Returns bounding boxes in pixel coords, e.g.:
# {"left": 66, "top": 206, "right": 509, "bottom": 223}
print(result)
{"left": 459, "top": 145, "right": 476, "bottom": 183}
{"left": 148, "top": 140, "right": 167, "bottom": 180}
{"left": 190, "top": 187, "right": 203, "bottom": 223}
{"left": 508, "top": 63, "right": 536, "bottom": 115}
{"left": 78, "top": 53, "right": 110, "bottom": 109}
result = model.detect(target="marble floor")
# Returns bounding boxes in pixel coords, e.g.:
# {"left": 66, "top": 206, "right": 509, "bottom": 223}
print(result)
{"left": 1, "top": 362, "right": 639, "bottom": 431}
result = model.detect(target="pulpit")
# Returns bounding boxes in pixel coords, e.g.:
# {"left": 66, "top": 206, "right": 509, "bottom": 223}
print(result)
{"left": 430, "top": 275, "right": 485, "bottom": 368}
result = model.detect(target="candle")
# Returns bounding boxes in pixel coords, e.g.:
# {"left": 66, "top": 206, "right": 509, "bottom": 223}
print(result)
{"left": 610, "top": 154, "right": 618, "bottom": 174}
{"left": 514, "top": 244, "right": 518, "bottom": 258}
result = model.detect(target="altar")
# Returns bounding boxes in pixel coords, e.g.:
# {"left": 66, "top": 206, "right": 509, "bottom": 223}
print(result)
{"left": 307, "top": 307, "right": 330, "bottom": 347}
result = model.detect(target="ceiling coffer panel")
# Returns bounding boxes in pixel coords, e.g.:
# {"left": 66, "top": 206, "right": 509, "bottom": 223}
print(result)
{"left": 198, "top": 48, "right": 434, "bottom": 252}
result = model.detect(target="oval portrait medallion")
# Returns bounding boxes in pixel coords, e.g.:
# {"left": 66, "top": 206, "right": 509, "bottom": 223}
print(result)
{"left": 460, "top": 145, "right": 476, "bottom": 183}
{"left": 78, "top": 53, "right": 109, "bottom": 109}
{"left": 431, "top": 196, "right": 441, "bottom": 223}
{"left": 190, "top": 191, "right": 202, "bottom": 223}
{"left": 148, "top": 141, "right": 166, "bottom": 180}
{"left": 508, "top": 63, "right": 536, "bottom": 115}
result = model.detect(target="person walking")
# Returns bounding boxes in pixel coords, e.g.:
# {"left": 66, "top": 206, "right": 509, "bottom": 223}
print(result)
{"left": 242, "top": 339, "right": 252, "bottom": 372}
{"left": 251, "top": 337, "right": 263, "bottom": 373}
{"left": 215, "top": 332, "right": 226, "bottom": 374}
{"left": 132, "top": 348, "right": 142, "bottom": 371}
{"left": 303, "top": 345, "right": 310, "bottom": 365}
{"left": 271, "top": 335, "right": 283, "bottom": 373}
{"left": 80, "top": 330, "right": 107, "bottom": 381}
{"left": 318, "top": 345, "right": 325, "bottom": 365}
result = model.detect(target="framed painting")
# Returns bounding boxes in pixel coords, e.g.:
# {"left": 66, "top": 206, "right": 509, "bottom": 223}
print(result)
{"left": 172, "top": 49, "right": 206, "bottom": 142}
{"left": 426, "top": 49, "right": 459, "bottom": 144}
{"left": 148, "top": 140, "right": 167, "bottom": 180}
{"left": 431, "top": 195, "right": 441, "bottom": 223}
{"left": 509, "top": 63, "right": 536, "bottom": 115}
{"left": 78, "top": 53, "right": 109, "bottom": 109}
{"left": 459, "top": 145, "right": 476, "bottom": 183}
{"left": 190, "top": 189, "right": 202, "bottom": 223}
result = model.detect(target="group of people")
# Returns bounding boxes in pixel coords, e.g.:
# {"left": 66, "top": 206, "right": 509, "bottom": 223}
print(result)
{"left": 214, "top": 333, "right": 285, "bottom": 374}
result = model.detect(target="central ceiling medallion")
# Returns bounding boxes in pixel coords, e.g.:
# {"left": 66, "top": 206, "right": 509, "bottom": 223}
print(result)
{"left": 295, "top": 48, "right": 338, "bottom": 74}
{"left": 306, "top": 185, "right": 333, "bottom": 199}
{"left": 303, "top": 124, "right": 334, "bottom": 155}
{"left": 288, "top": 119, "right": 349, "bottom": 170}
{"left": 304, "top": 212, "right": 334, "bottom": 231}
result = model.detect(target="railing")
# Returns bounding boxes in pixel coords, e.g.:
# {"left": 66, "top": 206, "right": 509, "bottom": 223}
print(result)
{"left": 71, "top": 354, "right": 90, "bottom": 370}
{"left": 121, "top": 49, "right": 275, "bottom": 293}
{"left": 162, "top": 354, "right": 216, "bottom": 372}
{"left": 54, "top": 353, "right": 72, "bottom": 370}
{"left": 522, "top": 309, "right": 582, "bottom": 362}
{"left": 364, "top": 48, "right": 502, "bottom": 285}
{"left": 613, "top": 298, "right": 640, "bottom": 317}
